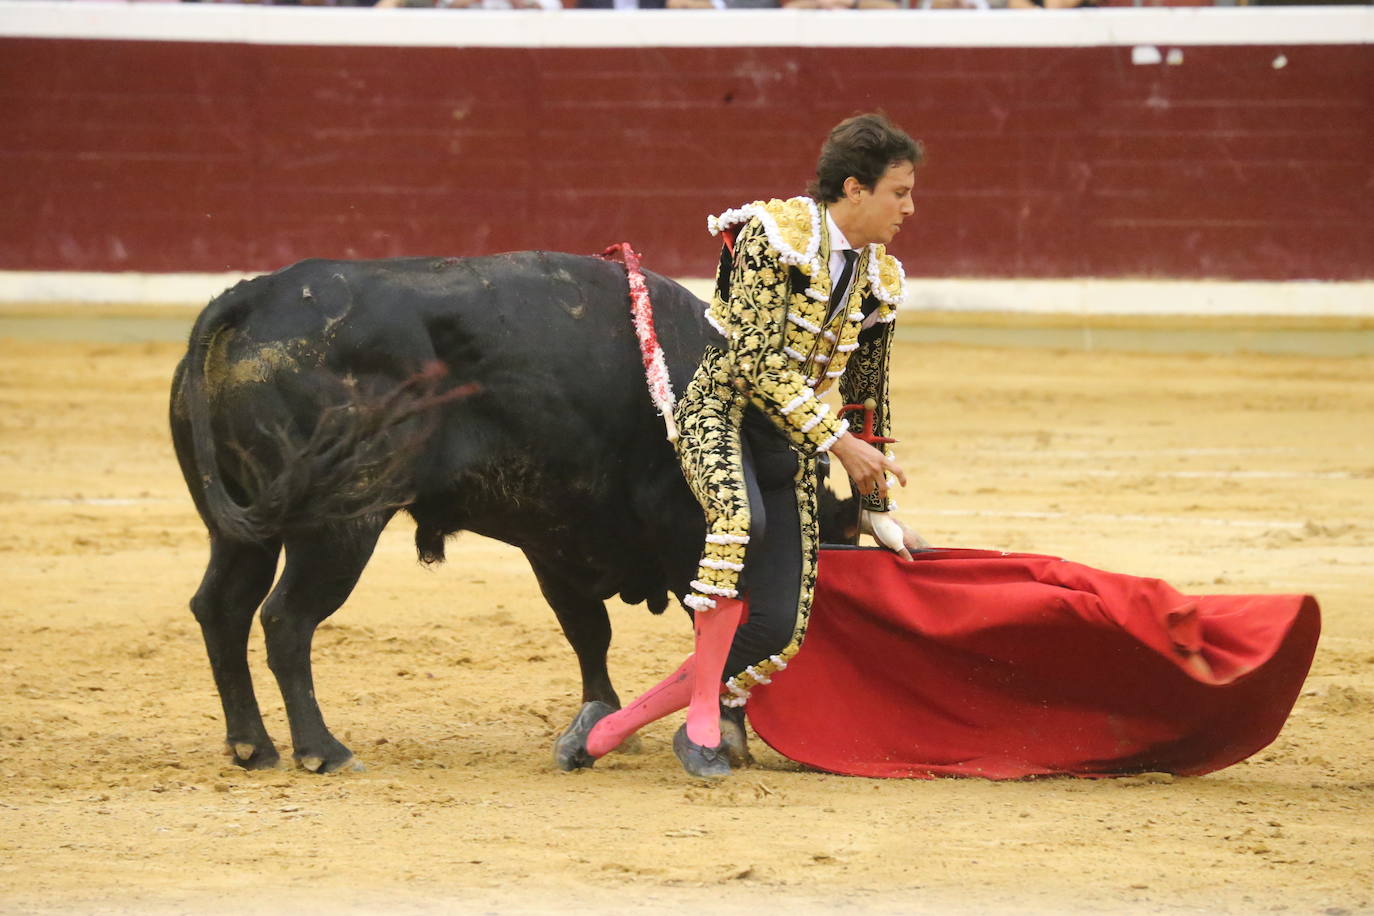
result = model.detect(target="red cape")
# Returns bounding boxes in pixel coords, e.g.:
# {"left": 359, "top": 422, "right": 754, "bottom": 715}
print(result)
{"left": 746, "top": 547, "right": 1320, "bottom": 779}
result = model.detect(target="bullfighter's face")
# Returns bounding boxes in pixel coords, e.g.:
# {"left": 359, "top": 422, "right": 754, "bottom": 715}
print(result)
{"left": 846, "top": 159, "right": 917, "bottom": 248}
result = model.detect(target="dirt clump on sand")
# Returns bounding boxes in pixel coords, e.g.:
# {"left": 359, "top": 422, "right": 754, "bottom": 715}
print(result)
{"left": 1, "top": 334, "right": 1371, "bottom": 914}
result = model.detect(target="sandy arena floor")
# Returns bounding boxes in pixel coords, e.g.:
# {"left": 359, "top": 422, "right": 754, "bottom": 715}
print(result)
{"left": 1, "top": 324, "right": 1371, "bottom": 914}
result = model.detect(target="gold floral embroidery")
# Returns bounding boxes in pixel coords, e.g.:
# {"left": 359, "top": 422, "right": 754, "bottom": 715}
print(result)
{"left": 684, "top": 199, "right": 903, "bottom": 700}
{"left": 838, "top": 321, "right": 897, "bottom": 511}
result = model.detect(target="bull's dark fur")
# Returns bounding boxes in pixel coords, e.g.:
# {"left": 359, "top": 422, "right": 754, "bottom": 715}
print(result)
{"left": 171, "top": 252, "right": 857, "bottom": 773}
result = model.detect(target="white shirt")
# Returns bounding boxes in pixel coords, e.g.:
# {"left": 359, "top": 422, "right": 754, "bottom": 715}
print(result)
{"left": 825, "top": 210, "right": 858, "bottom": 321}
{"left": 826, "top": 210, "right": 886, "bottom": 331}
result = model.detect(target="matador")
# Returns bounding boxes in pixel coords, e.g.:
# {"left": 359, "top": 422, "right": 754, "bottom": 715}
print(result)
{"left": 566, "top": 113, "right": 926, "bottom": 778}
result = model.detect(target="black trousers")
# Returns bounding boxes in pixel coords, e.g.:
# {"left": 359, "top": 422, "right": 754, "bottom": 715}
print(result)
{"left": 723, "top": 408, "right": 803, "bottom": 678}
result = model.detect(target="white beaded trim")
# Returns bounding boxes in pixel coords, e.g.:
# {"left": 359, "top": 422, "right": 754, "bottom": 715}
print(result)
{"left": 708, "top": 199, "right": 822, "bottom": 278}
{"left": 699, "top": 558, "right": 745, "bottom": 572}
{"left": 787, "top": 313, "right": 822, "bottom": 334}
{"left": 691, "top": 580, "right": 738, "bottom": 599}
{"left": 705, "top": 533, "right": 750, "bottom": 545}
{"left": 814, "top": 353, "right": 829, "bottom": 364}
{"left": 848, "top": 310, "right": 864, "bottom": 321}
{"left": 683, "top": 594, "right": 716, "bottom": 611}
{"left": 722, "top": 683, "right": 750, "bottom": 707}
{"left": 743, "top": 665, "right": 771, "bottom": 686}
{"left": 721, "top": 654, "right": 792, "bottom": 707}
{"left": 866, "top": 243, "right": 907, "bottom": 307}
{"left": 823, "top": 330, "right": 837, "bottom": 342}
{"left": 703, "top": 306, "right": 728, "bottom": 337}
{"left": 799, "top": 403, "right": 830, "bottom": 434}
{"left": 779, "top": 391, "right": 812, "bottom": 416}
{"left": 837, "top": 342, "right": 859, "bottom": 352}
{"left": 783, "top": 346, "right": 807, "bottom": 362}
{"left": 824, "top": 369, "right": 844, "bottom": 379}
{"left": 805, "top": 287, "right": 827, "bottom": 301}
{"left": 816, "top": 430, "right": 842, "bottom": 452}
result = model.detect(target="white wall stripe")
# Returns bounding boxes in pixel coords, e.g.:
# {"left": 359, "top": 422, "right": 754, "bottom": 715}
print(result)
{"left": 909, "top": 279, "right": 1374, "bottom": 318}
{"left": 4, "top": 271, "right": 1372, "bottom": 317}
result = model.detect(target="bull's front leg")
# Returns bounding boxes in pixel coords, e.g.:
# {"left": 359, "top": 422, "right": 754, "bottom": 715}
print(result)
{"left": 526, "top": 555, "right": 645, "bottom": 769}
{"left": 718, "top": 702, "right": 753, "bottom": 768}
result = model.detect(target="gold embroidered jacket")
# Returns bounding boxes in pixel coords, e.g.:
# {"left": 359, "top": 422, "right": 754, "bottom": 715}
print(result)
{"left": 706, "top": 196, "right": 905, "bottom": 511}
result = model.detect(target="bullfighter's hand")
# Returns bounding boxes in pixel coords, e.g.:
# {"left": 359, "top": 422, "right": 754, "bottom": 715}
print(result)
{"left": 899, "top": 519, "right": 931, "bottom": 559}
{"left": 860, "top": 511, "right": 928, "bottom": 561}
{"left": 831, "top": 432, "right": 906, "bottom": 503}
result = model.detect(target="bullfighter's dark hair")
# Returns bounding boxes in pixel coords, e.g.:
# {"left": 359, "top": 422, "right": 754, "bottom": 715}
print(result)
{"left": 807, "top": 112, "right": 923, "bottom": 203}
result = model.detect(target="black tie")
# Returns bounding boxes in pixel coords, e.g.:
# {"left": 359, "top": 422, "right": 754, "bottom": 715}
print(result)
{"left": 829, "top": 249, "right": 858, "bottom": 318}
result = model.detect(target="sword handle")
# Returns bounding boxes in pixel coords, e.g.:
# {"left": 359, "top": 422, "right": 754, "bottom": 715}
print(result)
{"left": 837, "top": 399, "right": 897, "bottom": 446}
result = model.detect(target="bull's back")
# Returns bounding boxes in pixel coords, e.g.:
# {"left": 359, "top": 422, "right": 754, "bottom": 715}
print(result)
{"left": 383, "top": 251, "right": 710, "bottom": 395}
{"left": 174, "top": 251, "right": 713, "bottom": 506}
{"left": 253, "top": 252, "right": 711, "bottom": 391}
{"left": 356, "top": 252, "right": 714, "bottom": 452}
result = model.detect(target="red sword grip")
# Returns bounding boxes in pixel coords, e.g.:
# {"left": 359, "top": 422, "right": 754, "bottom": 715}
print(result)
{"left": 836, "top": 399, "right": 897, "bottom": 446}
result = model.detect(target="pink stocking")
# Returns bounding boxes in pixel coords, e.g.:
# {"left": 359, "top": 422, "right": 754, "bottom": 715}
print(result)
{"left": 685, "top": 596, "right": 745, "bottom": 748}
{"left": 583, "top": 596, "right": 746, "bottom": 758}
{"left": 585, "top": 657, "right": 693, "bottom": 758}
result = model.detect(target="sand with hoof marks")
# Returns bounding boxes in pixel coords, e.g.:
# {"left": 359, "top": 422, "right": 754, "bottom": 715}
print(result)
{"left": 1, "top": 330, "right": 1371, "bottom": 915}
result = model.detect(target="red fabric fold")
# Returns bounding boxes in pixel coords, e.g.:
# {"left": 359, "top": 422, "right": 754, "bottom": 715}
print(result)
{"left": 746, "top": 547, "right": 1320, "bottom": 779}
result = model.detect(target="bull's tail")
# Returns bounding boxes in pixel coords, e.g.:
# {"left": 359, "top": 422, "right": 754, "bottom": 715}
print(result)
{"left": 181, "top": 279, "right": 271, "bottom": 543}
{"left": 180, "top": 279, "right": 471, "bottom": 543}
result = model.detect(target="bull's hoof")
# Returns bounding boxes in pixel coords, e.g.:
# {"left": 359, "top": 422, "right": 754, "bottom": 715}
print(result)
{"left": 673, "top": 725, "right": 731, "bottom": 781}
{"left": 293, "top": 739, "right": 363, "bottom": 775}
{"left": 297, "top": 754, "right": 365, "bottom": 774}
{"left": 718, "top": 712, "right": 753, "bottom": 769}
{"left": 224, "top": 740, "right": 280, "bottom": 770}
{"left": 610, "top": 733, "right": 643, "bottom": 756}
{"left": 554, "top": 700, "right": 616, "bottom": 772}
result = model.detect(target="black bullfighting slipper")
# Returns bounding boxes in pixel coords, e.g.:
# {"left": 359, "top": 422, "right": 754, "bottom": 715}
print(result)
{"left": 553, "top": 700, "right": 616, "bottom": 772}
{"left": 673, "top": 723, "right": 731, "bottom": 780}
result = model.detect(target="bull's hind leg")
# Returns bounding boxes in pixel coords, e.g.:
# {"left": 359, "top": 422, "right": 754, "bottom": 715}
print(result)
{"left": 261, "top": 520, "right": 385, "bottom": 773}
{"left": 191, "top": 537, "right": 283, "bottom": 768}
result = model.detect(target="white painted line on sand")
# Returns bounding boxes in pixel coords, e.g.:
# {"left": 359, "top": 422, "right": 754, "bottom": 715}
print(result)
{"left": 921, "top": 508, "right": 1315, "bottom": 530}
{"left": 26, "top": 497, "right": 173, "bottom": 506}
{"left": 1029, "top": 469, "right": 1363, "bottom": 481}
{"left": 989, "top": 447, "right": 1301, "bottom": 458}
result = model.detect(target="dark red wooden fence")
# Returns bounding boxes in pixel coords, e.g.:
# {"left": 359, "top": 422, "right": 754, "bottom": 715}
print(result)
{"left": 2, "top": 34, "right": 1369, "bottom": 279}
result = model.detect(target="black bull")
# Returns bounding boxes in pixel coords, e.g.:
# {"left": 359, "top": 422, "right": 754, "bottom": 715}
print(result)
{"left": 171, "top": 252, "right": 858, "bottom": 773}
